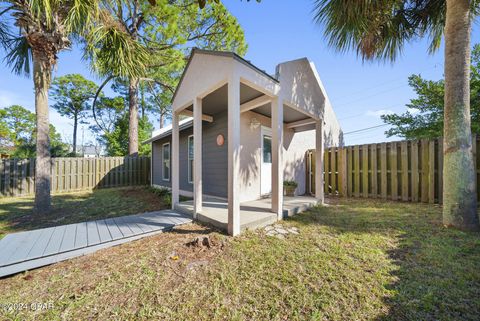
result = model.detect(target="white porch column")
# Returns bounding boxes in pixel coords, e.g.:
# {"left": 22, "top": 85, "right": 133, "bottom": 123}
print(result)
{"left": 271, "top": 97, "right": 284, "bottom": 219}
{"left": 315, "top": 120, "right": 324, "bottom": 204}
{"left": 193, "top": 98, "right": 202, "bottom": 218}
{"left": 171, "top": 110, "right": 180, "bottom": 209}
{"left": 227, "top": 75, "right": 241, "bottom": 236}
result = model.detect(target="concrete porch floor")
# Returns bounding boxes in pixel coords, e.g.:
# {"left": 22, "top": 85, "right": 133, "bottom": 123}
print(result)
{"left": 175, "top": 195, "right": 318, "bottom": 232}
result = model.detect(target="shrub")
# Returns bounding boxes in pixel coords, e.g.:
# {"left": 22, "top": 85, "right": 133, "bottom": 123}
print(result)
{"left": 163, "top": 194, "right": 172, "bottom": 208}
{"left": 148, "top": 186, "right": 172, "bottom": 206}
{"left": 283, "top": 180, "right": 298, "bottom": 187}
{"left": 149, "top": 186, "right": 171, "bottom": 197}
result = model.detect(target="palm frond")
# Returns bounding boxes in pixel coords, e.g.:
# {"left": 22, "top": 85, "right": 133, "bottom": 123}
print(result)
{"left": 0, "top": 20, "right": 11, "bottom": 49}
{"left": 4, "top": 36, "right": 32, "bottom": 76}
{"left": 409, "top": 0, "right": 445, "bottom": 54}
{"left": 0, "top": 4, "right": 14, "bottom": 50}
{"left": 64, "top": 0, "right": 99, "bottom": 34}
{"left": 83, "top": 16, "right": 149, "bottom": 79}
{"left": 312, "top": 0, "right": 448, "bottom": 62}
{"left": 29, "top": 0, "right": 55, "bottom": 28}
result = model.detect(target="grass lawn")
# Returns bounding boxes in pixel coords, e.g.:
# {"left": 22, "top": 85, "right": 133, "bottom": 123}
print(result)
{"left": 0, "top": 187, "right": 169, "bottom": 239}
{"left": 1, "top": 198, "right": 479, "bottom": 320}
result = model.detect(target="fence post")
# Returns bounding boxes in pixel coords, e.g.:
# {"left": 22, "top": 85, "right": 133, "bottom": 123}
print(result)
{"left": 411, "top": 141, "right": 419, "bottom": 202}
{"left": 380, "top": 143, "right": 387, "bottom": 199}
{"left": 371, "top": 144, "right": 378, "bottom": 198}
{"left": 361, "top": 144, "right": 369, "bottom": 198}
{"left": 338, "top": 148, "right": 347, "bottom": 197}
{"left": 420, "top": 139, "right": 429, "bottom": 203}
{"left": 428, "top": 140, "right": 436, "bottom": 203}
{"left": 330, "top": 148, "right": 337, "bottom": 195}
{"left": 21, "top": 159, "right": 27, "bottom": 196}
{"left": 347, "top": 147, "right": 352, "bottom": 197}
{"left": 391, "top": 142, "right": 398, "bottom": 201}
{"left": 354, "top": 145, "right": 360, "bottom": 197}
{"left": 12, "top": 159, "right": 18, "bottom": 197}
{"left": 5, "top": 159, "right": 10, "bottom": 196}
{"left": 401, "top": 141, "right": 409, "bottom": 201}
{"left": 324, "top": 149, "right": 329, "bottom": 195}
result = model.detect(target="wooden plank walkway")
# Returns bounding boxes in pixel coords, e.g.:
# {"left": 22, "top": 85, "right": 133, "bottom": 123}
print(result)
{"left": 0, "top": 210, "right": 191, "bottom": 278}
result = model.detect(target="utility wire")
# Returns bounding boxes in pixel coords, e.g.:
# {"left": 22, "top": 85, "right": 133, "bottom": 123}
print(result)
{"left": 338, "top": 112, "right": 366, "bottom": 121}
{"left": 333, "top": 63, "right": 442, "bottom": 105}
{"left": 334, "top": 84, "right": 408, "bottom": 109}
{"left": 343, "top": 124, "right": 389, "bottom": 135}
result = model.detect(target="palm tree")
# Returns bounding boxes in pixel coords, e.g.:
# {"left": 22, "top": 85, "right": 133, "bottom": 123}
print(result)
{"left": 89, "top": 0, "right": 246, "bottom": 156}
{"left": 313, "top": 0, "right": 480, "bottom": 230}
{"left": 0, "top": 0, "right": 147, "bottom": 214}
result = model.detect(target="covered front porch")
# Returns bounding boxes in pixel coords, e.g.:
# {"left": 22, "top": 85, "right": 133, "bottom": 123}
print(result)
{"left": 170, "top": 49, "right": 326, "bottom": 236}
{"left": 176, "top": 195, "right": 318, "bottom": 232}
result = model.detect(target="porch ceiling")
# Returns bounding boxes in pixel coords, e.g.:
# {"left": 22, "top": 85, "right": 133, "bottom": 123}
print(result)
{"left": 186, "top": 83, "right": 315, "bottom": 127}
{"left": 185, "top": 83, "right": 264, "bottom": 115}
{"left": 253, "top": 103, "right": 312, "bottom": 124}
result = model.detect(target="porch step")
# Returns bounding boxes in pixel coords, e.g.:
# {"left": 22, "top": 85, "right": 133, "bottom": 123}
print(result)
{"left": 174, "top": 196, "right": 319, "bottom": 234}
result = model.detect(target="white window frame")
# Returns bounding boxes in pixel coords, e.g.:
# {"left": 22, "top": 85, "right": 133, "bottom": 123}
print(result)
{"left": 261, "top": 126, "right": 273, "bottom": 164}
{"left": 162, "top": 142, "right": 170, "bottom": 181}
{"left": 187, "top": 135, "right": 194, "bottom": 184}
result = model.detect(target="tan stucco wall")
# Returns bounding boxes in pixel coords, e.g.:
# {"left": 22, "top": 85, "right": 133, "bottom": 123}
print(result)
{"left": 276, "top": 58, "right": 324, "bottom": 120}
{"left": 173, "top": 54, "right": 232, "bottom": 111}
{"left": 239, "top": 111, "right": 267, "bottom": 202}
{"left": 239, "top": 110, "right": 343, "bottom": 202}
{"left": 323, "top": 99, "right": 344, "bottom": 147}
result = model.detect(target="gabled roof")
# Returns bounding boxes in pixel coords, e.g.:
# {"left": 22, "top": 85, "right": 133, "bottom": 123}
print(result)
{"left": 171, "top": 48, "right": 279, "bottom": 103}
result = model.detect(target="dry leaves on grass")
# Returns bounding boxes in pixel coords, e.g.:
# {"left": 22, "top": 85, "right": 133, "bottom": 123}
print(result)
{"left": 0, "top": 223, "right": 229, "bottom": 320}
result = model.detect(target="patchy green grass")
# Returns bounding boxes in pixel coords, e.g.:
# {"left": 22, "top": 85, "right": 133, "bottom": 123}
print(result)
{"left": 0, "top": 198, "right": 479, "bottom": 320}
{"left": 0, "top": 187, "right": 169, "bottom": 239}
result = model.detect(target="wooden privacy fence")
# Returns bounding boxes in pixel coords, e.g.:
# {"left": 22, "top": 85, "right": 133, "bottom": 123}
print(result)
{"left": 0, "top": 156, "right": 150, "bottom": 197}
{"left": 306, "top": 137, "right": 480, "bottom": 203}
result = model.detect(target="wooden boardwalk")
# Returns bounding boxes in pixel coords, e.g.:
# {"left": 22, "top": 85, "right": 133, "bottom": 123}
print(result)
{"left": 0, "top": 210, "right": 191, "bottom": 278}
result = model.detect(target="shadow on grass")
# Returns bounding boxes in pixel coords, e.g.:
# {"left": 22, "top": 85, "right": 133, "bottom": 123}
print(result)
{"left": 0, "top": 188, "right": 168, "bottom": 237}
{"left": 292, "top": 198, "right": 480, "bottom": 320}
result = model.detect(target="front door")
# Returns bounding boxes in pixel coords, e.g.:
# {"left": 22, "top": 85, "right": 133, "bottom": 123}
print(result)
{"left": 261, "top": 127, "right": 272, "bottom": 196}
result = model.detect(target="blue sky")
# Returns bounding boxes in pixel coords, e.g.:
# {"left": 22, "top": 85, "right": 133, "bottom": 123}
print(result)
{"left": 1, "top": 0, "right": 479, "bottom": 146}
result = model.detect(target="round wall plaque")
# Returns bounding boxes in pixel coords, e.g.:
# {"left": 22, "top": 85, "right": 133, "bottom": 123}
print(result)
{"left": 216, "top": 134, "right": 225, "bottom": 146}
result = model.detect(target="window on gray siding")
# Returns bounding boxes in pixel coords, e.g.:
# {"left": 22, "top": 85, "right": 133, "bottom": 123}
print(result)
{"left": 188, "top": 135, "right": 194, "bottom": 183}
{"left": 162, "top": 143, "right": 170, "bottom": 181}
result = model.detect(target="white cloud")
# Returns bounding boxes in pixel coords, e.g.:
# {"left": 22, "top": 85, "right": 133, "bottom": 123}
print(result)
{"left": 365, "top": 109, "right": 395, "bottom": 117}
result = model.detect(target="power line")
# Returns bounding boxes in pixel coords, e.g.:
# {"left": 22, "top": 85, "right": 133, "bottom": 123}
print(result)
{"left": 338, "top": 112, "right": 366, "bottom": 121}
{"left": 343, "top": 124, "right": 389, "bottom": 135}
{"left": 334, "top": 84, "right": 408, "bottom": 109}
{"left": 332, "top": 63, "right": 443, "bottom": 105}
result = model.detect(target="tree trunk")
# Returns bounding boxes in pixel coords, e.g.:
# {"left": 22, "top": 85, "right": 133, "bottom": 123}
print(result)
{"left": 33, "top": 55, "right": 52, "bottom": 214}
{"left": 73, "top": 112, "right": 78, "bottom": 155}
{"left": 160, "top": 113, "right": 164, "bottom": 129}
{"left": 128, "top": 77, "right": 139, "bottom": 156}
{"left": 140, "top": 85, "right": 145, "bottom": 119}
{"left": 443, "top": 0, "right": 479, "bottom": 230}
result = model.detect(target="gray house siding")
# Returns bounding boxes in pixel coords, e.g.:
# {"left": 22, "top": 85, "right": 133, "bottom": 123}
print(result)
{"left": 152, "top": 111, "right": 228, "bottom": 198}
{"left": 201, "top": 111, "right": 228, "bottom": 197}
